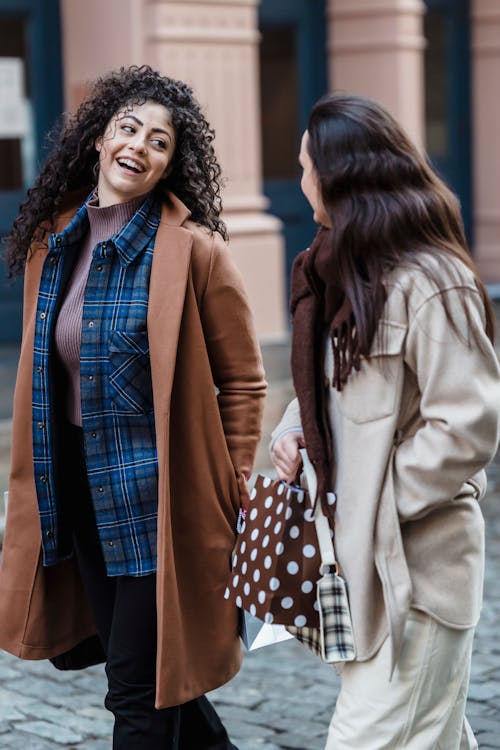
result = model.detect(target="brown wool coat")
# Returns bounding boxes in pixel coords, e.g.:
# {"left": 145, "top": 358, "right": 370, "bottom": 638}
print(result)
{"left": 0, "top": 192, "right": 267, "bottom": 708}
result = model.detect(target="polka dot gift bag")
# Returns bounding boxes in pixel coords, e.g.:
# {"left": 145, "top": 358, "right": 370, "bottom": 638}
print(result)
{"left": 225, "top": 449, "right": 356, "bottom": 663}
{"left": 225, "top": 469, "right": 325, "bottom": 630}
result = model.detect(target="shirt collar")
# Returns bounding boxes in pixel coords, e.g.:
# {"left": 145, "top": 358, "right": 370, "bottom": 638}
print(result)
{"left": 49, "top": 191, "right": 161, "bottom": 266}
{"left": 112, "top": 192, "right": 161, "bottom": 267}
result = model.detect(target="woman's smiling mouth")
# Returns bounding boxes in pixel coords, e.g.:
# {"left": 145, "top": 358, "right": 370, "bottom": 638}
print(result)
{"left": 117, "top": 157, "right": 145, "bottom": 174}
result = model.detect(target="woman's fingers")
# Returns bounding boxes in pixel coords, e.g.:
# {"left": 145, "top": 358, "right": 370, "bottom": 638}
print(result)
{"left": 272, "top": 431, "right": 305, "bottom": 482}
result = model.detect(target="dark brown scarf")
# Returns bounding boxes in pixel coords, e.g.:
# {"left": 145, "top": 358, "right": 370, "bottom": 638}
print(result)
{"left": 290, "top": 227, "right": 360, "bottom": 515}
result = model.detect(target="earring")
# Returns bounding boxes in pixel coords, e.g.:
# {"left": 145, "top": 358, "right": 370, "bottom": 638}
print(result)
{"left": 92, "top": 161, "right": 100, "bottom": 182}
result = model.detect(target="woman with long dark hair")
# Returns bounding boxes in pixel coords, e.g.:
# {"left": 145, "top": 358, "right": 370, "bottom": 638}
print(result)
{"left": 0, "top": 65, "right": 266, "bottom": 749}
{"left": 271, "top": 94, "right": 500, "bottom": 748}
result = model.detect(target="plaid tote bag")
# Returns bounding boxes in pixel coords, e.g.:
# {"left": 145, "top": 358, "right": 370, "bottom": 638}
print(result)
{"left": 286, "top": 450, "right": 356, "bottom": 663}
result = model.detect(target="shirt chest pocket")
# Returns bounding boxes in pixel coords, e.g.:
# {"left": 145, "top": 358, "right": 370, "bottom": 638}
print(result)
{"left": 109, "top": 329, "right": 154, "bottom": 414}
{"left": 335, "top": 322, "right": 407, "bottom": 424}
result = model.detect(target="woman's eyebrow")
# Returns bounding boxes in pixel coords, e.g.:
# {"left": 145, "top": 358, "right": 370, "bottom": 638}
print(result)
{"left": 118, "top": 114, "right": 172, "bottom": 137}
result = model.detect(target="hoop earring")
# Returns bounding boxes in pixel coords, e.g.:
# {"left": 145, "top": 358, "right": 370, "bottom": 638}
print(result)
{"left": 92, "top": 161, "right": 100, "bottom": 182}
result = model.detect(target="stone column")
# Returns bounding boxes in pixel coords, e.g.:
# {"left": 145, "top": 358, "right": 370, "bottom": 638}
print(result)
{"left": 60, "top": 0, "right": 287, "bottom": 339}
{"left": 326, "top": 0, "right": 426, "bottom": 147}
{"left": 142, "top": 0, "right": 286, "bottom": 338}
{"left": 471, "top": 0, "right": 500, "bottom": 281}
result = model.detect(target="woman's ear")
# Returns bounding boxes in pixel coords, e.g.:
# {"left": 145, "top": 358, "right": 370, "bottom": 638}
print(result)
{"left": 95, "top": 136, "right": 103, "bottom": 153}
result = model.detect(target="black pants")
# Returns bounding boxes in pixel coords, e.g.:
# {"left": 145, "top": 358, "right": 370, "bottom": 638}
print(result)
{"left": 64, "top": 423, "right": 238, "bottom": 750}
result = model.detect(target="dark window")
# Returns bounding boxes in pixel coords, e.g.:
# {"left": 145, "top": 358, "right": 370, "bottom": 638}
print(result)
{"left": 260, "top": 25, "right": 300, "bottom": 180}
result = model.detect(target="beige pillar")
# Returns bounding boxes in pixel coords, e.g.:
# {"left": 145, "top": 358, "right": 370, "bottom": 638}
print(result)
{"left": 60, "top": 0, "right": 287, "bottom": 340}
{"left": 471, "top": 0, "right": 500, "bottom": 281}
{"left": 327, "top": 0, "right": 426, "bottom": 147}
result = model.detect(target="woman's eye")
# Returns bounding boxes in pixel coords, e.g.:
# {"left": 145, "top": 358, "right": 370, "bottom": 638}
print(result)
{"left": 121, "top": 124, "right": 135, "bottom": 134}
{"left": 152, "top": 139, "right": 167, "bottom": 149}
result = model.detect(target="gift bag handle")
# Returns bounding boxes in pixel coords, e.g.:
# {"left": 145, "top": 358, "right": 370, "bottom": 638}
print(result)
{"left": 299, "top": 449, "right": 337, "bottom": 571}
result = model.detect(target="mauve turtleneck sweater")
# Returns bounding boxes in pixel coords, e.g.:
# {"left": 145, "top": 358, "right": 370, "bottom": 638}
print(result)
{"left": 54, "top": 195, "right": 144, "bottom": 426}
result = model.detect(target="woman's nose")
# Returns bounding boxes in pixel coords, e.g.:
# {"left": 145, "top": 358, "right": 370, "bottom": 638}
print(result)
{"left": 129, "top": 135, "right": 147, "bottom": 154}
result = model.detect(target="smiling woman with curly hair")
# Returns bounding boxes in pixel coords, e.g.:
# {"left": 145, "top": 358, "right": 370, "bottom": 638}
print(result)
{"left": 7, "top": 65, "right": 228, "bottom": 276}
{"left": 0, "top": 65, "right": 266, "bottom": 749}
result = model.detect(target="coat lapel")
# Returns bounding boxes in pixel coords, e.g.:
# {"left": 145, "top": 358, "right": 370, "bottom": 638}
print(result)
{"left": 147, "top": 197, "right": 193, "bottom": 415}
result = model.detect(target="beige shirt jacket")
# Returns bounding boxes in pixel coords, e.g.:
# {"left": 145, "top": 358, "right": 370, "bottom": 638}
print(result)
{"left": 272, "top": 256, "right": 500, "bottom": 674}
{"left": 0, "top": 191, "right": 267, "bottom": 708}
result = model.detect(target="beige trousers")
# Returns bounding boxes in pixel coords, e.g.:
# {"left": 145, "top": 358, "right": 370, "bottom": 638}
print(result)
{"left": 326, "top": 609, "right": 477, "bottom": 750}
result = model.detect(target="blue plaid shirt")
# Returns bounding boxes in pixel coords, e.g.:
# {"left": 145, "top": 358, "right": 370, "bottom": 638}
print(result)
{"left": 32, "top": 193, "right": 162, "bottom": 576}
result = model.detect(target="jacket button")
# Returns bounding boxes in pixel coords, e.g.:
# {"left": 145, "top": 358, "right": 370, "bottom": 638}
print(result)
{"left": 88, "top": 374, "right": 94, "bottom": 381}
{"left": 91, "top": 431, "right": 97, "bottom": 438}
{"left": 39, "top": 312, "right": 46, "bottom": 320}
{"left": 88, "top": 321, "right": 94, "bottom": 328}
{"left": 46, "top": 530, "right": 53, "bottom": 538}
{"left": 36, "top": 366, "right": 43, "bottom": 373}
{"left": 107, "top": 540, "right": 114, "bottom": 547}
{"left": 38, "top": 422, "right": 44, "bottom": 430}
{"left": 40, "top": 475, "right": 47, "bottom": 483}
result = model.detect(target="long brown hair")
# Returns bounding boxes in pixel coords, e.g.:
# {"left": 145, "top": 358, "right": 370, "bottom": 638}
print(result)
{"left": 307, "top": 93, "right": 494, "bottom": 350}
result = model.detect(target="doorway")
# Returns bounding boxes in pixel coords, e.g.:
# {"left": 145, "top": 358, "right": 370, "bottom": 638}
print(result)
{"left": 0, "top": 0, "right": 63, "bottom": 342}
{"left": 424, "top": 0, "right": 472, "bottom": 244}
{"left": 259, "top": 0, "right": 328, "bottom": 302}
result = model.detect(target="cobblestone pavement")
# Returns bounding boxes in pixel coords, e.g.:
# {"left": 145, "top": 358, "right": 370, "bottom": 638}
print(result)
{"left": 0, "top": 460, "right": 499, "bottom": 750}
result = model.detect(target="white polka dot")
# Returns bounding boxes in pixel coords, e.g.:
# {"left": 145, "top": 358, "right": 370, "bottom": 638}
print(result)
{"left": 250, "top": 487, "right": 257, "bottom": 500}
{"left": 258, "top": 590, "right": 266, "bottom": 604}
{"left": 251, "top": 528, "right": 259, "bottom": 541}
{"left": 294, "top": 615, "right": 307, "bottom": 627}
{"left": 242, "top": 562, "right": 247, "bottom": 574}
{"left": 263, "top": 477, "right": 272, "bottom": 488}
{"left": 277, "top": 483, "right": 285, "bottom": 495}
{"left": 232, "top": 575, "right": 239, "bottom": 587}
{"left": 244, "top": 582, "right": 250, "bottom": 596}
{"left": 232, "top": 554, "right": 238, "bottom": 567}
{"left": 289, "top": 525, "right": 300, "bottom": 539}
{"left": 262, "top": 534, "right": 270, "bottom": 548}
{"left": 274, "top": 521, "right": 282, "bottom": 534}
{"left": 224, "top": 587, "right": 230, "bottom": 599}
{"left": 287, "top": 561, "right": 299, "bottom": 575}
{"left": 301, "top": 580, "right": 313, "bottom": 594}
{"left": 264, "top": 516, "right": 272, "bottom": 528}
{"left": 313, "top": 601, "right": 319, "bottom": 612}
{"left": 276, "top": 501, "right": 284, "bottom": 515}
{"left": 250, "top": 507, "right": 258, "bottom": 521}
{"left": 264, "top": 495, "right": 273, "bottom": 509}
{"left": 327, "top": 492, "right": 337, "bottom": 506}
{"left": 250, "top": 548, "right": 258, "bottom": 561}
{"left": 297, "top": 490, "right": 305, "bottom": 503}
{"left": 285, "top": 507, "right": 293, "bottom": 520}
{"left": 249, "top": 604, "right": 257, "bottom": 616}
{"left": 264, "top": 555, "right": 272, "bottom": 569}
{"left": 253, "top": 569, "right": 261, "bottom": 583}
{"left": 240, "top": 541, "right": 246, "bottom": 554}
{"left": 304, "top": 508, "right": 315, "bottom": 523}
{"left": 270, "top": 577, "right": 280, "bottom": 591}
{"left": 281, "top": 597, "right": 294, "bottom": 609}
{"left": 236, "top": 595, "right": 242, "bottom": 608}
{"left": 276, "top": 542, "right": 284, "bottom": 555}
{"left": 264, "top": 612, "right": 274, "bottom": 624}
{"left": 303, "top": 544, "right": 316, "bottom": 558}
{"left": 286, "top": 488, "right": 292, "bottom": 501}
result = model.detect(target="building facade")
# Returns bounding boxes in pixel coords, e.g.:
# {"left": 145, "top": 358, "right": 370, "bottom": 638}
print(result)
{"left": 0, "top": 0, "right": 499, "bottom": 343}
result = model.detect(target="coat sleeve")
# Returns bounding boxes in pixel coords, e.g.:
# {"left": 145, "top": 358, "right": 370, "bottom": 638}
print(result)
{"left": 269, "top": 397, "right": 303, "bottom": 452}
{"left": 200, "top": 234, "right": 267, "bottom": 487}
{"left": 392, "top": 285, "right": 500, "bottom": 521}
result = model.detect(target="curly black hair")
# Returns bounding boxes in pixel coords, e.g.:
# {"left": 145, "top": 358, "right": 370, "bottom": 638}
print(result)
{"left": 6, "top": 65, "right": 227, "bottom": 276}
